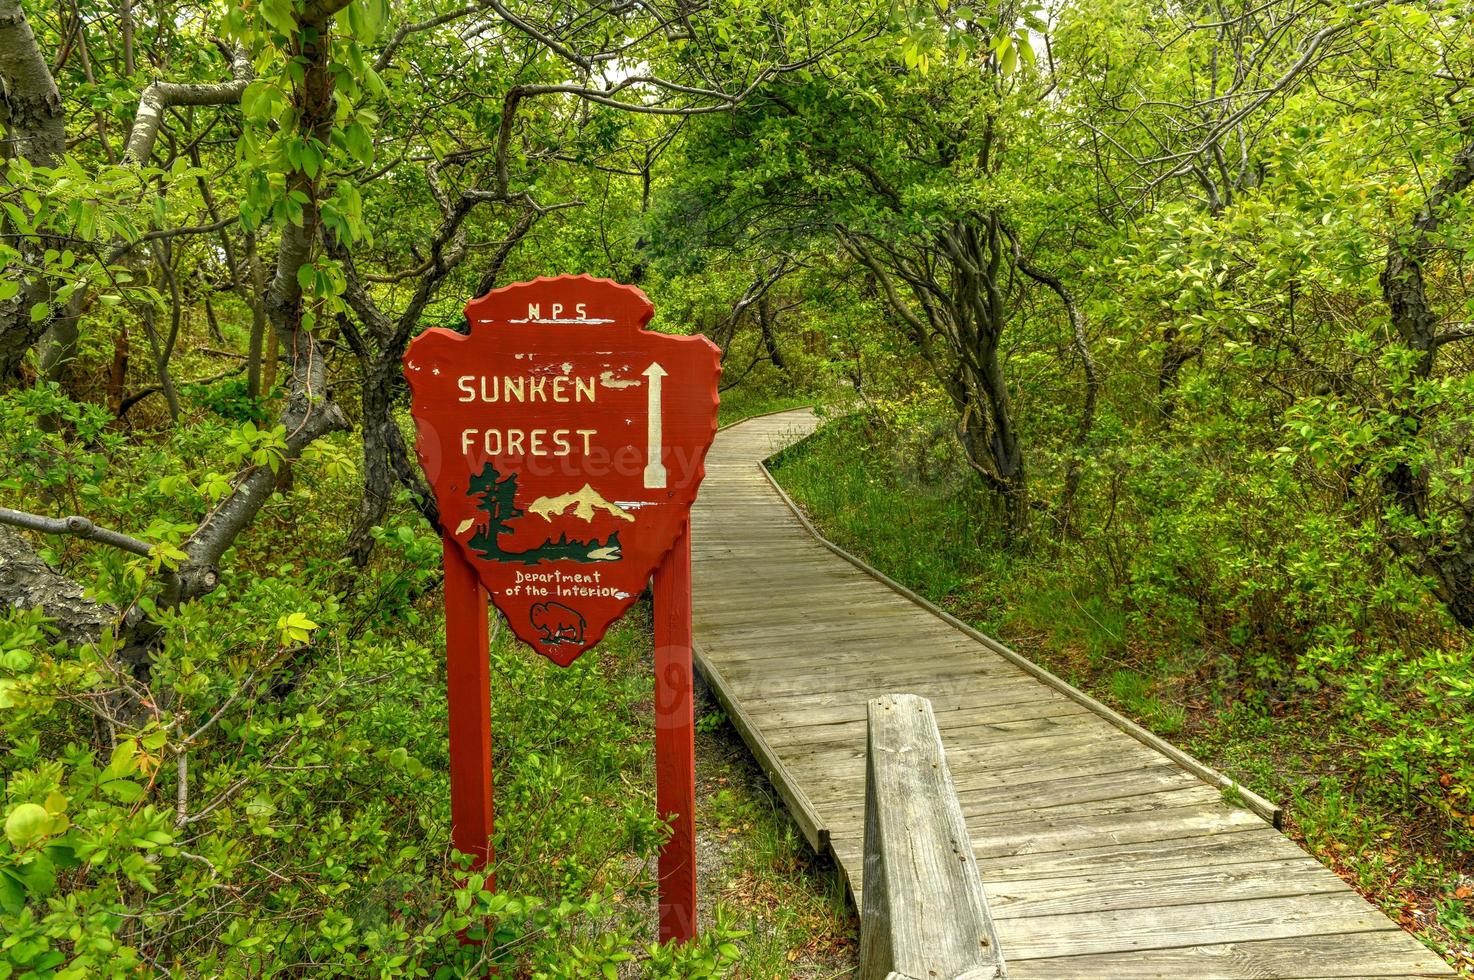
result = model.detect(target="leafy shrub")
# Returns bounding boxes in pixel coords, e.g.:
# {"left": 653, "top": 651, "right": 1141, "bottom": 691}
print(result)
{"left": 0, "top": 389, "right": 744, "bottom": 977}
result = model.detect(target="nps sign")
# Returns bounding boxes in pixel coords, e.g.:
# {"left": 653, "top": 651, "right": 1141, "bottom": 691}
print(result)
{"left": 404, "top": 275, "right": 721, "bottom": 666}
{"left": 404, "top": 275, "right": 720, "bottom": 944}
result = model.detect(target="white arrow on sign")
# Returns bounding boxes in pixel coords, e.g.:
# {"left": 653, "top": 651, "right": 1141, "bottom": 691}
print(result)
{"left": 643, "top": 362, "right": 667, "bottom": 489}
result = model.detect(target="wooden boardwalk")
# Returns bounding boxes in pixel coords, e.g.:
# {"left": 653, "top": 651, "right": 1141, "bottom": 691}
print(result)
{"left": 690, "top": 409, "right": 1454, "bottom": 979}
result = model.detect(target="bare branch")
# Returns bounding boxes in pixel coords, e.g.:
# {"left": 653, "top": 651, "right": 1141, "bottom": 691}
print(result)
{"left": 124, "top": 45, "right": 253, "bottom": 164}
{"left": 375, "top": 3, "right": 481, "bottom": 71}
{"left": 106, "top": 216, "right": 240, "bottom": 264}
{"left": 0, "top": 507, "right": 154, "bottom": 557}
{"left": 1434, "top": 324, "right": 1474, "bottom": 348}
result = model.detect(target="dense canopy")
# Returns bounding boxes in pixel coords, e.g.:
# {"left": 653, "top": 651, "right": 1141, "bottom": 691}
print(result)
{"left": 1, "top": 0, "right": 1472, "bottom": 974}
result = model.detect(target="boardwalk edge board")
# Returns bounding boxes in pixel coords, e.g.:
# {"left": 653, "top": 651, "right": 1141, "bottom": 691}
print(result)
{"left": 750, "top": 415, "right": 1284, "bottom": 830}
{"left": 692, "top": 639, "right": 829, "bottom": 850}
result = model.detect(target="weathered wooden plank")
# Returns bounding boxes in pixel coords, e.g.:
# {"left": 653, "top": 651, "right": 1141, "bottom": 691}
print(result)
{"left": 698, "top": 628, "right": 1001, "bottom": 661}
{"left": 860, "top": 694, "right": 1006, "bottom": 980}
{"left": 760, "top": 699, "right": 1095, "bottom": 748}
{"left": 818, "top": 762, "right": 1201, "bottom": 826}
{"left": 723, "top": 684, "right": 1076, "bottom": 726}
{"left": 993, "top": 891, "right": 1405, "bottom": 960}
{"left": 830, "top": 826, "right": 1306, "bottom": 895}
{"left": 834, "top": 790, "right": 1269, "bottom": 858}
{"left": 713, "top": 660, "right": 1031, "bottom": 699}
{"left": 984, "top": 858, "right": 1354, "bottom": 918}
{"left": 783, "top": 723, "right": 1167, "bottom": 776}
{"left": 784, "top": 715, "right": 1115, "bottom": 770}
{"left": 976, "top": 827, "right": 1307, "bottom": 882}
{"left": 1001, "top": 932, "right": 1455, "bottom": 979}
{"left": 793, "top": 733, "right": 1201, "bottom": 808}
{"left": 969, "top": 806, "right": 1268, "bottom": 861}
{"left": 694, "top": 615, "right": 969, "bottom": 644}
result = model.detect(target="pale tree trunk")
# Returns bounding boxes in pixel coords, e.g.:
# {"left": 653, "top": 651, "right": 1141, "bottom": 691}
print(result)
{"left": 108, "top": 5, "right": 350, "bottom": 676}
{"left": 0, "top": 0, "right": 252, "bottom": 381}
{"left": 0, "top": 0, "right": 67, "bottom": 379}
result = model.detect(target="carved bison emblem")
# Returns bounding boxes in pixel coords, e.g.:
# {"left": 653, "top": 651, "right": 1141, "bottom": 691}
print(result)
{"left": 529, "top": 602, "right": 586, "bottom": 645}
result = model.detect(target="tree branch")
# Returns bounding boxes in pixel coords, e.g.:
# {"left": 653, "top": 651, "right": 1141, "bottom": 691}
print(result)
{"left": 374, "top": 3, "right": 481, "bottom": 71}
{"left": 124, "top": 44, "right": 252, "bottom": 164}
{"left": 0, "top": 507, "right": 154, "bottom": 556}
{"left": 1434, "top": 324, "right": 1474, "bottom": 348}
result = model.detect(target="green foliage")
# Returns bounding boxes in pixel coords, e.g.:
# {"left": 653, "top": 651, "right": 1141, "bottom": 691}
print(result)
{"left": 0, "top": 385, "right": 772, "bottom": 975}
{"left": 8, "top": 0, "right": 1474, "bottom": 973}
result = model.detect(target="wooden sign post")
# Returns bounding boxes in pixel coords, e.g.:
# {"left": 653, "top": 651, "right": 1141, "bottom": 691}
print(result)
{"left": 404, "top": 275, "right": 721, "bottom": 943}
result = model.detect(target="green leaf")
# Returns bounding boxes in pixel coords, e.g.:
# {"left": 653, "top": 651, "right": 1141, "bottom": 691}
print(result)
{"left": 277, "top": 611, "right": 319, "bottom": 645}
{"left": 102, "top": 779, "right": 144, "bottom": 803}
{"left": 0, "top": 280, "right": 19, "bottom": 301}
{"left": 44, "top": 842, "right": 80, "bottom": 869}
{"left": 29, "top": 302, "right": 49, "bottom": 323}
{"left": 259, "top": 0, "right": 295, "bottom": 35}
{"left": 0, "top": 868, "right": 25, "bottom": 913}
{"left": 103, "top": 741, "right": 138, "bottom": 781}
{"left": 1000, "top": 42, "right": 1017, "bottom": 75}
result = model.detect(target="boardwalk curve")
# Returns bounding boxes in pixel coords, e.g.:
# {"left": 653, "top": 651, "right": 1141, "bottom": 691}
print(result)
{"left": 690, "top": 409, "right": 1454, "bottom": 979}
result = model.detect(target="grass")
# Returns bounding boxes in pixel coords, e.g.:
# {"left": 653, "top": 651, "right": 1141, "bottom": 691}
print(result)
{"left": 716, "top": 387, "right": 818, "bottom": 427}
{"left": 769, "top": 411, "right": 1474, "bottom": 976}
{"left": 693, "top": 711, "right": 857, "bottom": 977}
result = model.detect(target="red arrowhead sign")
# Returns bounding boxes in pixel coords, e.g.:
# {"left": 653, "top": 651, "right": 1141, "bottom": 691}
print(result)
{"left": 404, "top": 275, "right": 721, "bottom": 666}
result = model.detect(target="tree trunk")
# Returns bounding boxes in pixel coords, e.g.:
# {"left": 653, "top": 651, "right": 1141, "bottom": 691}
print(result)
{"left": 138, "top": 305, "right": 181, "bottom": 420}
{"left": 343, "top": 354, "right": 397, "bottom": 568}
{"left": 1378, "top": 138, "right": 1474, "bottom": 629}
{"left": 758, "top": 296, "right": 787, "bottom": 372}
{"left": 117, "top": 1, "right": 351, "bottom": 669}
{"left": 245, "top": 230, "right": 269, "bottom": 399}
{"left": 842, "top": 219, "right": 1030, "bottom": 535}
{"left": 107, "top": 326, "right": 130, "bottom": 417}
{"left": 0, "top": 527, "right": 114, "bottom": 646}
{"left": 958, "top": 361, "right": 1028, "bottom": 535}
{"left": 1013, "top": 241, "right": 1098, "bottom": 538}
{"left": 0, "top": 0, "right": 68, "bottom": 380}
{"left": 1156, "top": 326, "right": 1198, "bottom": 419}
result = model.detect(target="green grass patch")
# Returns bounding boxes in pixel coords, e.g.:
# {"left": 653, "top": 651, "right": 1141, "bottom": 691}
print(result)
{"left": 716, "top": 387, "right": 817, "bottom": 427}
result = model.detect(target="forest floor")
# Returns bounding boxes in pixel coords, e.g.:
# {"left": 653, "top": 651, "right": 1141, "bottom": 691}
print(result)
{"left": 768, "top": 410, "right": 1474, "bottom": 977}
{"left": 688, "top": 695, "right": 858, "bottom": 977}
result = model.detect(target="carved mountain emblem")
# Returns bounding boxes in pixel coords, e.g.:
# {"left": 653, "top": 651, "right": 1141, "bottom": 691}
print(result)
{"left": 528, "top": 484, "right": 636, "bottom": 523}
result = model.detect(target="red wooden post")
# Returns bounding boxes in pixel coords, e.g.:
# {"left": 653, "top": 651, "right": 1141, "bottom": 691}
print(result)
{"left": 442, "top": 538, "right": 495, "bottom": 880}
{"left": 652, "top": 521, "right": 697, "bottom": 943}
{"left": 406, "top": 276, "right": 720, "bottom": 946}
